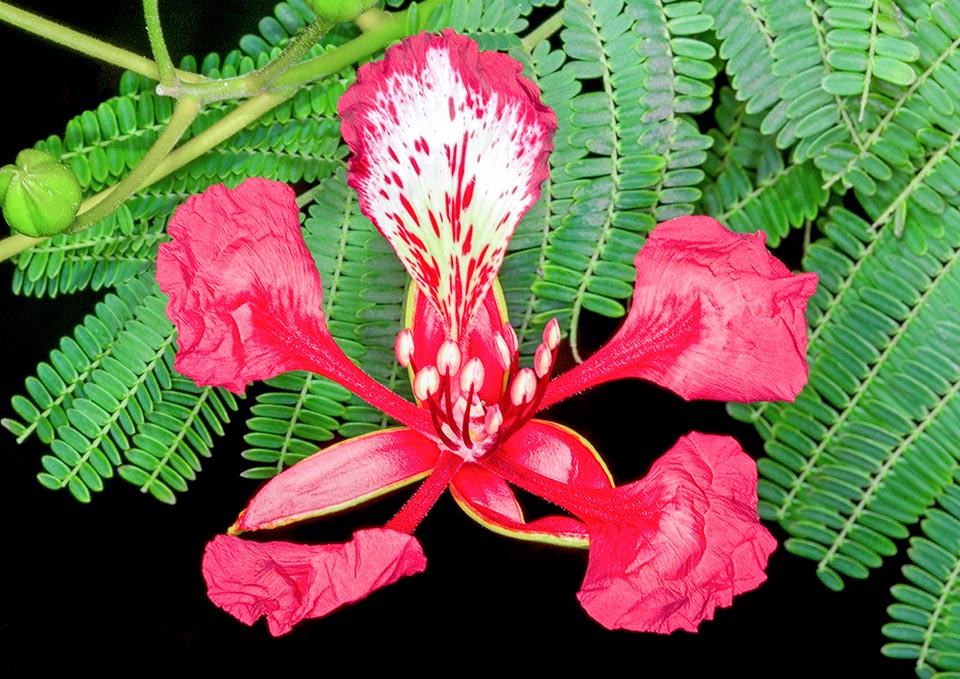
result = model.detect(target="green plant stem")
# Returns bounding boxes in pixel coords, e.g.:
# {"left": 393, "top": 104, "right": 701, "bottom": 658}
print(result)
{"left": 162, "top": 16, "right": 336, "bottom": 102}
{"left": 143, "top": 0, "right": 177, "bottom": 87}
{"left": 0, "top": 232, "right": 39, "bottom": 260}
{"left": 0, "top": 1, "right": 202, "bottom": 83}
{"left": 71, "top": 97, "right": 202, "bottom": 231}
{"left": 242, "top": 17, "right": 333, "bottom": 93}
{"left": 276, "top": 10, "right": 407, "bottom": 87}
{"left": 146, "top": 93, "right": 286, "bottom": 186}
{"left": 522, "top": 9, "right": 564, "bottom": 52}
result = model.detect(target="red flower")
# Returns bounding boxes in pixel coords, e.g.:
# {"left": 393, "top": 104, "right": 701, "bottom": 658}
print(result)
{"left": 157, "top": 30, "right": 816, "bottom": 636}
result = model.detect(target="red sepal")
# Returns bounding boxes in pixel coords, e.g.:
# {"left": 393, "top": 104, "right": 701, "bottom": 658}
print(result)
{"left": 233, "top": 428, "right": 439, "bottom": 532}
{"left": 451, "top": 420, "right": 613, "bottom": 545}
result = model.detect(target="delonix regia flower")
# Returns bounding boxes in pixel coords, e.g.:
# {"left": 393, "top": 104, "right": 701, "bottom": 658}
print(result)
{"left": 156, "top": 30, "right": 818, "bottom": 637}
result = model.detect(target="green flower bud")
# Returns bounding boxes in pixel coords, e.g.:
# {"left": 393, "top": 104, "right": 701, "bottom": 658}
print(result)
{"left": 303, "top": 0, "right": 378, "bottom": 22}
{"left": 0, "top": 149, "right": 83, "bottom": 237}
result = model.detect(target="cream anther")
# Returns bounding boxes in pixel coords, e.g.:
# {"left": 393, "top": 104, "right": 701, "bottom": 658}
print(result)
{"left": 484, "top": 404, "right": 503, "bottom": 436}
{"left": 459, "top": 357, "right": 485, "bottom": 393}
{"left": 509, "top": 368, "right": 537, "bottom": 406}
{"left": 544, "top": 318, "right": 561, "bottom": 351}
{"left": 413, "top": 365, "right": 441, "bottom": 401}
{"left": 394, "top": 328, "right": 415, "bottom": 367}
{"left": 494, "top": 334, "right": 511, "bottom": 371}
{"left": 436, "top": 340, "right": 462, "bottom": 376}
{"left": 501, "top": 323, "right": 519, "bottom": 357}
{"left": 534, "top": 343, "right": 553, "bottom": 379}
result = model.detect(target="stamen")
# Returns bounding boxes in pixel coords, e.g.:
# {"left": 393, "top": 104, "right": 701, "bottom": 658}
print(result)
{"left": 436, "top": 340, "right": 462, "bottom": 376}
{"left": 494, "top": 334, "right": 511, "bottom": 372}
{"left": 501, "top": 323, "right": 519, "bottom": 358}
{"left": 534, "top": 343, "right": 553, "bottom": 379}
{"left": 543, "top": 318, "right": 561, "bottom": 351}
{"left": 509, "top": 368, "right": 537, "bottom": 407}
{"left": 484, "top": 404, "right": 503, "bottom": 437}
{"left": 395, "top": 328, "right": 415, "bottom": 368}
{"left": 413, "top": 365, "right": 441, "bottom": 402}
{"left": 459, "top": 357, "right": 485, "bottom": 393}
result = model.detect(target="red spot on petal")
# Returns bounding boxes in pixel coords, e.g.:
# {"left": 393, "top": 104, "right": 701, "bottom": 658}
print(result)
{"left": 399, "top": 194, "right": 419, "bottom": 225}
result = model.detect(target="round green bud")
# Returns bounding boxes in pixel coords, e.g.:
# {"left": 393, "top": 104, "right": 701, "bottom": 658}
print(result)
{"left": 0, "top": 149, "right": 83, "bottom": 237}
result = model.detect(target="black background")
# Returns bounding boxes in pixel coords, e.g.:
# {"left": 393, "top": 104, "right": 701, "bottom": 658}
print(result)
{"left": 1, "top": 2, "right": 911, "bottom": 675}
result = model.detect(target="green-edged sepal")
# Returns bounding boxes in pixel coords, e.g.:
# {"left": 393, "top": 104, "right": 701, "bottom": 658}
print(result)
{"left": 231, "top": 427, "right": 439, "bottom": 533}
{"left": 450, "top": 420, "right": 615, "bottom": 548}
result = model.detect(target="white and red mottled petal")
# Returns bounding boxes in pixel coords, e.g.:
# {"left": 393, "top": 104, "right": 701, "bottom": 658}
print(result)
{"left": 340, "top": 30, "right": 556, "bottom": 340}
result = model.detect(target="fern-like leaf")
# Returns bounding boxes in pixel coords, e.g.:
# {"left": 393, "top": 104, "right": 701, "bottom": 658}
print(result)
{"left": 883, "top": 481, "right": 960, "bottom": 676}
{"left": 731, "top": 205, "right": 960, "bottom": 591}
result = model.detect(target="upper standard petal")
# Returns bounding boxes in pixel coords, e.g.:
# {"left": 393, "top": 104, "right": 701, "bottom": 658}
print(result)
{"left": 340, "top": 29, "right": 556, "bottom": 340}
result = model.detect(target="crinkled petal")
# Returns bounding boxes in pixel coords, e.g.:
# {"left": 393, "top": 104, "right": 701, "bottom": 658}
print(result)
{"left": 543, "top": 216, "right": 818, "bottom": 406}
{"left": 340, "top": 29, "right": 556, "bottom": 340}
{"left": 203, "top": 529, "right": 426, "bottom": 636}
{"left": 233, "top": 428, "right": 440, "bottom": 532}
{"left": 576, "top": 432, "right": 777, "bottom": 634}
{"left": 157, "top": 178, "right": 430, "bottom": 432}
{"left": 157, "top": 178, "right": 334, "bottom": 393}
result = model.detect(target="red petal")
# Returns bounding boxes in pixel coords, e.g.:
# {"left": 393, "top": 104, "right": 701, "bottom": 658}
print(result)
{"left": 451, "top": 420, "right": 613, "bottom": 545}
{"left": 340, "top": 30, "right": 556, "bottom": 339}
{"left": 203, "top": 529, "right": 426, "bottom": 636}
{"left": 234, "top": 428, "right": 440, "bottom": 532}
{"left": 157, "top": 178, "right": 431, "bottom": 432}
{"left": 158, "top": 179, "right": 337, "bottom": 393}
{"left": 542, "top": 216, "right": 818, "bottom": 406}
{"left": 576, "top": 432, "right": 777, "bottom": 633}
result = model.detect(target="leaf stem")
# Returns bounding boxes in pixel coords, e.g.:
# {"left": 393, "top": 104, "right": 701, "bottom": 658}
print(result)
{"left": 522, "top": 9, "right": 564, "bottom": 52}
{"left": 71, "top": 97, "right": 202, "bottom": 231}
{"left": 142, "top": 0, "right": 177, "bottom": 87}
{"left": 0, "top": 0, "right": 443, "bottom": 262}
{"left": 0, "top": 232, "right": 39, "bottom": 260}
